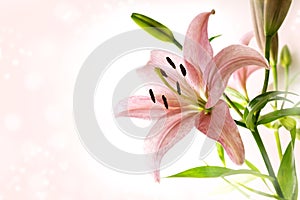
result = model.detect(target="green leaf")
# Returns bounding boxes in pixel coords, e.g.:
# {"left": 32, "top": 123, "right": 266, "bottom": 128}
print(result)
{"left": 234, "top": 120, "right": 247, "bottom": 128}
{"left": 280, "top": 117, "right": 296, "bottom": 131}
{"left": 280, "top": 117, "right": 297, "bottom": 145}
{"left": 229, "top": 101, "right": 246, "bottom": 110}
{"left": 237, "top": 183, "right": 281, "bottom": 199}
{"left": 245, "top": 160, "right": 273, "bottom": 192}
{"left": 257, "top": 108, "right": 300, "bottom": 126}
{"left": 294, "top": 101, "right": 300, "bottom": 107}
{"left": 209, "top": 34, "right": 222, "bottom": 42}
{"left": 244, "top": 91, "right": 290, "bottom": 130}
{"left": 297, "top": 129, "right": 300, "bottom": 140}
{"left": 216, "top": 143, "right": 226, "bottom": 167}
{"left": 167, "top": 166, "right": 274, "bottom": 181}
{"left": 225, "top": 87, "right": 248, "bottom": 104}
{"left": 277, "top": 142, "right": 298, "bottom": 200}
{"left": 131, "top": 13, "right": 182, "bottom": 49}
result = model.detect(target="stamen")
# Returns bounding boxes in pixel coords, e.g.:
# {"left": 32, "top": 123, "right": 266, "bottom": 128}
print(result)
{"left": 160, "top": 68, "right": 168, "bottom": 77}
{"left": 166, "top": 57, "right": 176, "bottom": 69}
{"left": 176, "top": 81, "right": 181, "bottom": 95}
{"left": 162, "top": 95, "right": 168, "bottom": 109}
{"left": 179, "top": 64, "right": 187, "bottom": 76}
{"left": 149, "top": 89, "right": 156, "bottom": 103}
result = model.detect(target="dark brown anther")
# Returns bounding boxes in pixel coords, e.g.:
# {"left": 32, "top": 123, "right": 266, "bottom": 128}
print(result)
{"left": 149, "top": 89, "right": 156, "bottom": 103}
{"left": 180, "top": 64, "right": 187, "bottom": 76}
{"left": 166, "top": 57, "right": 176, "bottom": 69}
{"left": 162, "top": 95, "right": 168, "bottom": 109}
{"left": 176, "top": 81, "right": 181, "bottom": 95}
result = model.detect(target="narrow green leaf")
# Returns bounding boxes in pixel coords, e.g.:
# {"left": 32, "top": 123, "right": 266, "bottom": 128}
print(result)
{"left": 216, "top": 143, "right": 226, "bottom": 167}
{"left": 277, "top": 142, "right": 298, "bottom": 200}
{"left": 225, "top": 87, "right": 248, "bottom": 104}
{"left": 297, "top": 129, "right": 300, "bottom": 140}
{"left": 245, "top": 160, "right": 260, "bottom": 172}
{"left": 245, "top": 160, "right": 273, "bottom": 192}
{"left": 280, "top": 117, "right": 296, "bottom": 131}
{"left": 294, "top": 101, "right": 300, "bottom": 107}
{"left": 234, "top": 120, "right": 247, "bottom": 128}
{"left": 237, "top": 183, "right": 280, "bottom": 199}
{"left": 131, "top": 13, "right": 182, "bottom": 49}
{"left": 229, "top": 101, "right": 246, "bottom": 110}
{"left": 244, "top": 91, "right": 295, "bottom": 130}
{"left": 222, "top": 177, "right": 251, "bottom": 198}
{"left": 269, "top": 96, "right": 294, "bottom": 104}
{"left": 257, "top": 108, "right": 300, "bottom": 125}
{"left": 167, "top": 166, "right": 274, "bottom": 181}
{"left": 280, "top": 117, "right": 297, "bottom": 145}
{"left": 209, "top": 34, "right": 222, "bottom": 42}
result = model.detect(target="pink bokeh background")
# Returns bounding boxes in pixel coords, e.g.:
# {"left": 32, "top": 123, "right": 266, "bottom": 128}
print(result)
{"left": 1, "top": 0, "right": 300, "bottom": 199}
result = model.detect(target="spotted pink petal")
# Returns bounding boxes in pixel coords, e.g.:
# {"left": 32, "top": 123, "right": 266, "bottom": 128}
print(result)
{"left": 196, "top": 100, "right": 245, "bottom": 165}
{"left": 183, "top": 11, "right": 214, "bottom": 74}
{"left": 205, "top": 44, "right": 269, "bottom": 108}
{"left": 145, "top": 112, "right": 199, "bottom": 182}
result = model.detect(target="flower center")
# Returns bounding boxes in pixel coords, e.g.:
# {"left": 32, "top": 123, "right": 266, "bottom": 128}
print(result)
{"left": 148, "top": 56, "right": 209, "bottom": 111}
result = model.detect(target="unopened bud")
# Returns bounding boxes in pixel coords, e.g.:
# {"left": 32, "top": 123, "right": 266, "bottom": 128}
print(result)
{"left": 131, "top": 13, "right": 181, "bottom": 48}
{"left": 264, "top": 0, "right": 292, "bottom": 36}
{"left": 280, "top": 45, "right": 292, "bottom": 68}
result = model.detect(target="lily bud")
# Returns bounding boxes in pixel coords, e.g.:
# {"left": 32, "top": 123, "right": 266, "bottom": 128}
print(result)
{"left": 250, "top": 0, "right": 292, "bottom": 54}
{"left": 131, "top": 13, "right": 182, "bottom": 49}
{"left": 280, "top": 45, "right": 292, "bottom": 68}
{"left": 264, "top": 0, "right": 292, "bottom": 37}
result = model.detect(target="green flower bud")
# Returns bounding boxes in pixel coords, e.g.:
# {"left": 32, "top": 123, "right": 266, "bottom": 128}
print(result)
{"left": 131, "top": 13, "right": 182, "bottom": 49}
{"left": 280, "top": 45, "right": 292, "bottom": 68}
{"left": 264, "top": 0, "right": 292, "bottom": 36}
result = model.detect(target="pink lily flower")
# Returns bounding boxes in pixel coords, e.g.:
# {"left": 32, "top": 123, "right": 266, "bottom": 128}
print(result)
{"left": 228, "top": 32, "right": 262, "bottom": 96}
{"left": 115, "top": 10, "right": 269, "bottom": 182}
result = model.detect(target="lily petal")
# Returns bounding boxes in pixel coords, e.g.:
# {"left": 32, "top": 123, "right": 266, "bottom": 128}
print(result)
{"left": 231, "top": 65, "right": 262, "bottom": 93}
{"left": 239, "top": 31, "right": 254, "bottom": 45}
{"left": 205, "top": 44, "right": 269, "bottom": 108}
{"left": 196, "top": 100, "right": 245, "bottom": 165}
{"left": 183, "top": 11, "right": 214, "bottom": 73}
{"left": 145, "top": 112, "right": 198, "bottom": 182}
{"left": 228, "top": 32, "right": 262, "bottom": 93}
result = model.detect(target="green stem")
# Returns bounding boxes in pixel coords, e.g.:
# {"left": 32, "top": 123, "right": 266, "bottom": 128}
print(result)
{"left": 262, "top": 69, "right": 270, "bottom": 94}
{"left": 271, "top": 62, "right": 278, "bottom": 108}
{"left": 274, "top": 128, "right": 283, "bottom": 160}
{"left": 261, "top": 35, "right": 272, "bottom": 94}
{"left": 271, "top": 62, "right": 283, "bottom": 160}
{"left": 252, "top": 127, "right": 284, "bottom": 199}
{"left": 223, "top": 93, "right": 243, "bottom": 118}
{"left": 281, "top": 66, "right": 290, "bottom": 109}
{"left": 173, "top": 39, "right": 183, "bottom": 50}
